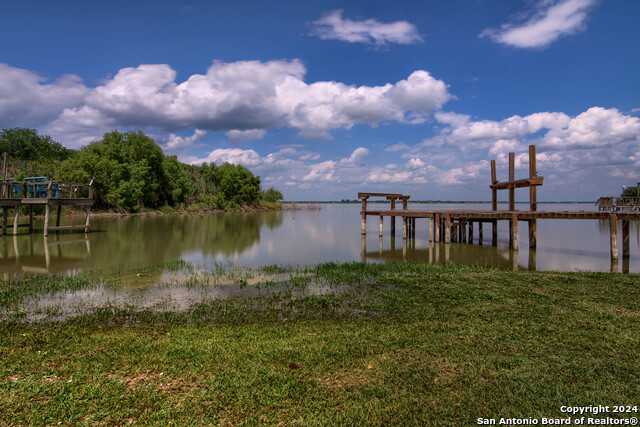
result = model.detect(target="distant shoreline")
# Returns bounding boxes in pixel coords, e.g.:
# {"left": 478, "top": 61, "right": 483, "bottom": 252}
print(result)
{"left": 282, "top": 200, "right": 597, "bottom": 204}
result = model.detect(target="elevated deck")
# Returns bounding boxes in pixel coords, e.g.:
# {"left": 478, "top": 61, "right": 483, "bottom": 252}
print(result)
{"left": 0, "top": 179, "right": 94, "bottom": 235}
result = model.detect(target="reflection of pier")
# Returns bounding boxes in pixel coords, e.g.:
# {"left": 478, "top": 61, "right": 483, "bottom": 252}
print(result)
{"left": 361, "top": 236, "right": 522, "bottom": 269}
{"left": 0, "top": 235, "right": 92, "bottom": 278}
{"left": 359, "top": 145, "right": 639, "bottom": 268}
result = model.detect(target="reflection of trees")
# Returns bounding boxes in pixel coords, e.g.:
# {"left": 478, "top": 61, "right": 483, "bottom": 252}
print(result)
{"left": 0, "top": 212, "right": 284, "bottom": 275}
{"left": 86, "top": 211, "right": 283, "bottom": 270}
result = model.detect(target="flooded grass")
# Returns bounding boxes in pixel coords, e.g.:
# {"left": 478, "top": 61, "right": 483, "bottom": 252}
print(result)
{"left": 1, "top": 262, "right": 639, "bottom": 424}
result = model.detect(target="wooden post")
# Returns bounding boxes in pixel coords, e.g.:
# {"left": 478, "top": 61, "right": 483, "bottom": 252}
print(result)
{"left": 511, "top": 213, "right": 518, "bottom": 251}
{"left": 379, "top": 215, "right": 383, "bottom": 237}
{"left": 85, "top": 206, "right": 91, "bottom": 233}
{"left": 622, "top": 219, "right": 630, "bottom": 260}
{"left": 403, "top": 216, "right": 407, "bottom": 240}
{"left": 492, "top": 220, "right": 498, "bottom": 246}
{"left": 528, "top": 145, "right": 537, "bottom": 249}
{"left": 509, "top": 152, "right": 515, "bottom": 211}
{"left": 2, "top": 208, "right": 6, "bottom": 235}
{"left": 491, "top": 160, "right": 497, "bottom": 211}
{"left": 479, "top": 222, "right": 483, "bottom": 245}
{"left": 56, "top": 205, "right": 62, "bottom": 227}
{"left": 361, "top": 236, "right": 366, "bottom": 263}
{"left": 434, "top": 214, "right": 440, "bottom": 242}
{"left": 390, "top": 198, "right": 396, "bottom": 234}
{"left": 444, "top": 215, "right": 451, "bottom": 244}
{"left": 412, "top": 218, "right": 416, "bottom": 238}
{"left": 402, "top": 197, "right": 408, "bottom": 210}
{"left": 461, "top": 220, "right": 467, "bottom": 243}
{"left": 528, "top": 249, "right": 537, "bottom": 271}
{"left": 379, "top": 236, "right": 383, "bottom": 255}
{"left": 429, "top": 215, "right": 434, "bottom": 242}
{"left": 610, "top": 214, "right": 618, "bottom": 262}
{"left": 361, "top": 198, "right": 367, "bottom": 235}
{"left": 12, "top": 207, "right": 19, "bottom": 235}
{"left": 1, "top": 152, "right": 7, "bottom": 199}
{"left": 468, "top": 221, "right": 473, "bottom": 244}
{"left": 44, "top": 205, "right": 50, "bottom": 237}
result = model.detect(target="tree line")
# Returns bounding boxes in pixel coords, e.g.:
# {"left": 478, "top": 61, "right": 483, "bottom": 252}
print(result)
{"left": 0, "top": 128, "right": 283, "bottom": 212}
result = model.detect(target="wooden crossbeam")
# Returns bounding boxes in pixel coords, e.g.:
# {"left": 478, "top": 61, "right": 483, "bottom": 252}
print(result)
{"left": 490, "top": 177, "right": 544, "bottom": 190}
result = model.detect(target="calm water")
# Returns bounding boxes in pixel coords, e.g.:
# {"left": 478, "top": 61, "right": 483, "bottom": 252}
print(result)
{"left": 1, "top": 203, "right": 639, "bottom": 280}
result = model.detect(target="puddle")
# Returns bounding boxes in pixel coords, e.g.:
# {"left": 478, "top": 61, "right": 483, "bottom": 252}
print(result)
{"left": 1, "top": 266, "right": 353, "bottom": 322}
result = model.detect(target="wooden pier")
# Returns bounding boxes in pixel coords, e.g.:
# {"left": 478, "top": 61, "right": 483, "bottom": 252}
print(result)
{"left": 0, "top": 179, "right": 94, "bottom": 236}
{"left": 359, "top": 145, "right": 640, "bottom": 264}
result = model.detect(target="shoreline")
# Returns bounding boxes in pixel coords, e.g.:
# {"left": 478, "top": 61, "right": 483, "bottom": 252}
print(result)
{"left": 2, "top": 262, "right": 638, "bottom": 424}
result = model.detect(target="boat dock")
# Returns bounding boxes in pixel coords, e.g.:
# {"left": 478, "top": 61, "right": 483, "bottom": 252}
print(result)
{"left": 359, "top": 145, "right": 639, "bottom": 264}
{"left": 0, "top": 179, "right": 94, "bottom": 236}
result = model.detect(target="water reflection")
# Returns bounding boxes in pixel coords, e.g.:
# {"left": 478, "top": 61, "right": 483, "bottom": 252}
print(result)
{"left": 0, "top": 212, "right": 283, "bottom": 280}
{"left": 0, "top": 235, "right": 92, "bottom": 279}
{"left": 0, "top": 204, "right": 638, "bottom": 277}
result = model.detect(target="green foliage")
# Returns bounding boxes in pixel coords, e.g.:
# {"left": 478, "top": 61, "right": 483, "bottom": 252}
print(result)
{"left": 262, "top": 186, "right": 283, "bottom": 202}
{"left": 3, "top": 127, "right": 279, "bottom": 212}
{"left": 59, "top": 131, "right": 166, "bottom": 210}
{"left": 162, "top": 155, "right": 191, "bottom": 205}
{"left": 0, "top": 128, "right": 72, "bottom": 180}
{"left": 0, "top": 128, "right": 71, "bottom": 161}
{"left": 622, "top": 185, "right": 639, "bottom": 197}
{"left": 213, "top": 163, "right": 262, "bottom": 206}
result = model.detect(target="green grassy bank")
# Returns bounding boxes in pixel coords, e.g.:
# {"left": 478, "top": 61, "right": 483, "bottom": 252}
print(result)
{"left": 1, "top": 263, "right": 639, "bottom": 425}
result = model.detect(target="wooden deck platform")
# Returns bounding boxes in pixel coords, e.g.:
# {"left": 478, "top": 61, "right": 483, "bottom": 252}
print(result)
{"left": 0, "top": 180, "right": 94, "bottom": 236}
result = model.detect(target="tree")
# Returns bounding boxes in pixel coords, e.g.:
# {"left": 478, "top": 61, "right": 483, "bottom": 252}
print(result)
{"left": 59, "top": 131, "right": 166, "bottom": 211}
{"left": 214, "top": 163, "right": 261, "bottom": 207}
{"left": 263, "top": 187, "right": 283, "bottom": 202}
{"left": 0, "top": 128, "right": 71, "bottom": 161}
{"left": 622, "top": 185, "right": 639, "bottom": 197}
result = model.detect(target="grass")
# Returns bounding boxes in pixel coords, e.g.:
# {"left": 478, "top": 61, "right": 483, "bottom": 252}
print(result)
{"left": 1, "top": 262, "right": 639, "bottom": 425}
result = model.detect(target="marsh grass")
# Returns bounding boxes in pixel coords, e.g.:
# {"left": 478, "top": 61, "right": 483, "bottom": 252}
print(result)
{"left": 1, "top": 262, "right": 639, "bottom": 425}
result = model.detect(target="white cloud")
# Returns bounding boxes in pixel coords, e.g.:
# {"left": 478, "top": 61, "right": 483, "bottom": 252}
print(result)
{"left": 309, "top": 10, "right": 423, "bottom": 47}
{"left": 540, "top": 107, "right": 640, "bottom": 149}
{"left": 194, "top": 147, "right": 263, "bottom": 166}
{"left": 0, "top": 63, "right": 89, "bottom": 129}
{"left": 389, "top": 106, "right": 640, "bottom": 192}
{"left": 28, "top": 60, "right": 450, "bottom": 146}
{"left": 226, "top": 129, "right": 267, "bottom": 143}
{"left": 480, "top": 0, "right": 597, "bottom": 49}
{"left": 339, "top": 147, "right": 369, "bottom": 166}
{"left": 161, "top": 129, "right": 207, "bottom": 152}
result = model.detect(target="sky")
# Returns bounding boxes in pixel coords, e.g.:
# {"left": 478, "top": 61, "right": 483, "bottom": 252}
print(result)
{"left": 1, "top": 0, "right": 639, "bottom": 201}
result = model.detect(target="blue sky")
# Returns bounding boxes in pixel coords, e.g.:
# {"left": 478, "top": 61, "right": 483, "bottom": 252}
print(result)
{"left": 2, "top": 0, "right": 639, "bottom": 201}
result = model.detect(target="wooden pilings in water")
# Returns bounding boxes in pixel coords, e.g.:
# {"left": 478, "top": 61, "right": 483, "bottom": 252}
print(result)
{"left": 609, "top": 214, "right": 631, "bottom": 263}
{"left": 42, "top": 202, "right": 92, "bottom": 237}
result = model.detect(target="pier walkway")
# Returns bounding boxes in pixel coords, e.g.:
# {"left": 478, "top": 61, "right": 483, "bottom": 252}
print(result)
{"left": 359, "top": 145, "right": 639, "bottom": 264}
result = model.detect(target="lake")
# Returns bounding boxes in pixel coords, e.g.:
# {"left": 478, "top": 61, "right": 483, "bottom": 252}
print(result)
{"left": 1, "top": 202, "right": 638, "bottom": 280}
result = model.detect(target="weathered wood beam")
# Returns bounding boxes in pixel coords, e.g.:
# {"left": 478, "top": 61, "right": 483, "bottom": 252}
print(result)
{"left": 490, "top": 177, "right": 544, "bottom": 190}
{"left": 491, "top": 160, "right": 497, "bottom": 211}
{"left": 610, "top": 214, "right": 618, "bottom": 261}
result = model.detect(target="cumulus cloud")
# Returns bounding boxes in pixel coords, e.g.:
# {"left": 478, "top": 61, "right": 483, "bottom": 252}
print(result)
{"left": 309, "top": 10, "right": 423, "bottom": 47}
{"left": 194, "top": 147, "right": 263, "bottom": 167}
{"left": 480, "top": 0, "right": 597, "bottom": 49}
{"left": 18, "top": 60, "right": 450, "bottom": 146}
{"left": 389, "top": 106, "right": 640, "bottom": 191}
{"left": 161, "top": 129, "right": 207, "bottom": 152}
{"left": 0, "top": 63, "right": 89, "bottom": 129}
{"left": 226, "top": 129, "right": 267, "bottom": 143}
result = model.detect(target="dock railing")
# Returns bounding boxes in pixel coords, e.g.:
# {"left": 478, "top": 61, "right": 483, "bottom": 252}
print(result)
{"left": 597, "top": 196, "right": 640, "bottom": 211}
